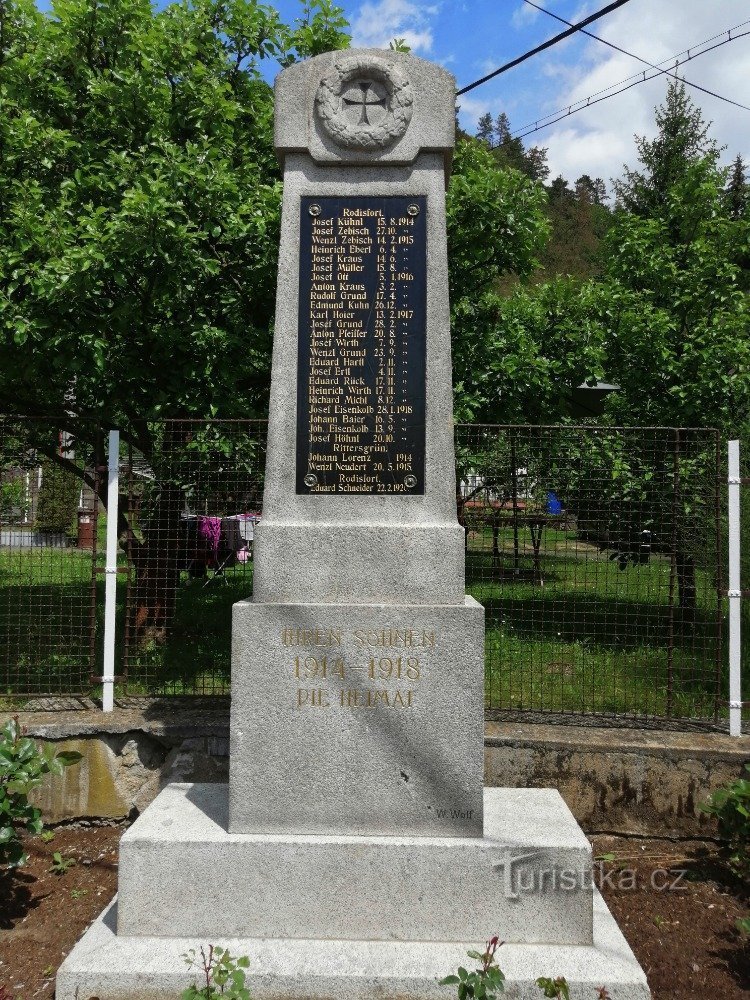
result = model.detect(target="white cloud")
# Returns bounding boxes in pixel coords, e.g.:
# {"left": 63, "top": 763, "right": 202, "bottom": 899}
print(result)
{"left": 351, "top": 0, "right": 438, "bottom": 53}
{"left": 455, "top": 0, "right": 750, "bottom": 192}
{"left": 457, "top": 93, "right": 495, "bottom": 128}
{"left": 528, "top": 0, "right": 750, "bottom": 189}
{"left": 511, "top": 1, "right": 542, "bottom": 30}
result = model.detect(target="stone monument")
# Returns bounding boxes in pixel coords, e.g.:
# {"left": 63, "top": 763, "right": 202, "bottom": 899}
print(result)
{"left": 58, "top": 49, "right": 650, "bottom": 999}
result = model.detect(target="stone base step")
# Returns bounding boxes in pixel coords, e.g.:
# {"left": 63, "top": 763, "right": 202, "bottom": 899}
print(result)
{"left": 117, "top": 784, "right": 592, "bottom": 945}
{"left": 57, "top": 891, "right": 650, "bottom": 1000}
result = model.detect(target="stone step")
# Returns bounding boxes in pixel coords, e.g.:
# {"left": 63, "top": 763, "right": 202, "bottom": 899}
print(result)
{"left": 58, "top": 890, "right": 650, "bottom": 1000}
{"left": 117, "top": 784, "right": 593, "bottom": 945}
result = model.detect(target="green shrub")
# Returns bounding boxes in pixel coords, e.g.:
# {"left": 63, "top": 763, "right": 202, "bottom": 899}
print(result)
{"left": 441, "top": 937, "right": 505, "bottom": 999}
{"left": 0, "top": 477, "right": 24, "bottom": 522}
{"left": 701, "top": 764, "right": 750, "bottom": 880}
{"left": 0, "top": 716, "right": 82, "bottom": 867}
{"left": 35, "top": 458, "right": 79, "bottom": 533}
{"left": 182, "top": 946, "right": 251, "bottom": 1000}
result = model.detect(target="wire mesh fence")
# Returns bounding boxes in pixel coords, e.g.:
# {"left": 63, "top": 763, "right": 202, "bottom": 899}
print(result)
{"left": 0, "top": 417, "right": 734, "bottom": 725}
{"left": 0, "top": 416, "right": 101, "bottom": 697}
{"left": 122, "top": 420, "right": 266, "bottom": 696}
{"left": 457, "top": 425, "right": 724, "bottom": 722}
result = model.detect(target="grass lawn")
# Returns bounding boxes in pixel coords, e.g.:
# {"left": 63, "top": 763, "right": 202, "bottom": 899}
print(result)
{"left": 465, "top": 525, "right": 727, "bottom": 722}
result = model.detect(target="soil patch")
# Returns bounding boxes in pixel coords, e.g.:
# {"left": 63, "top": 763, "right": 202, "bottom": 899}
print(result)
{"left": 593, "top": 835, "right": 750, "bottom": 998}
{"left": 0, "top": 825, "right": 120, "bottom": 999}
{"left": 0, "top": 829, "right": 748, "bottom": 999}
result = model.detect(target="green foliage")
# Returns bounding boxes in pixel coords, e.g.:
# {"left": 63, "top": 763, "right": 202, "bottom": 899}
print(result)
{"left": 474, "top": 82, "right": 750, "bottom": 433}
{"left": 601, "top": 163, "right": 750, "bottom": 433}
{"left": 737, "top": 916, "right": 750, "bottom": 935}
{"left": 536, "top": 977, "right": 569, "bottom": 999}
{"left": 613, "top": 82, "right": 719, "bottom": 216}
{"left": 280, "top": 0, "right": 348, "bottom": 65}
{"left": 701, "top": 764, "right": 750, "bottom": 880}
{"left": 0, "top": 477, "right": 24, "bottom": 523}
{"left": 49, "top": 850, "right": 76, "bottom": 874}
{"left": 182, "top": 945, "right": 251, "bottom": 1000}
{"left": 35, "top": 458, "right": 79, "bottom": 533}
{"left": 541, "top": 174, "right": 613, "bottom": 281}
{"left": 725, "top": 154, "right": 748, "bottom": 221}
{"left": 0, "top": 716, "right": 82, "bottom": 867}
{"left": 446, "top": 137, "right": 550, "bottom": 421}
{"left": 473, "top": 277, "right": 608, "bottom": 423}
{"left": 0, "top": 0, "right": 349, "bottom": 454}
{"left": 440, "top": 936, "right": 505, "bottom": 999}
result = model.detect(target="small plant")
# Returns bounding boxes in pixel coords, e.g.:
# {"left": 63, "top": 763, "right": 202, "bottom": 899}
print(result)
{"left": 182, "top": 946, "right": 251, "bottom": 1000}
{"left": 0, "top": 716, "right": 82, "bottom": 867}
{"left": 737, "top": 916, "right": 750, "bottom": 935}
{"left": 50, "top": 851, "right": 75, "bottom": 875}
{"left": 440, "top": 936, "right": 505, "bottom": 999}
{"left": 701, "top": 764, "right": 750, "bottom": 879}
{"left": 70, "top": 888, "right": 88, "bottom": 899}
{"left": 536, "top": 978, "right": 570, "bottom": 999}
{"left": 40, "top": 829, "right": 55, "bottom": 843}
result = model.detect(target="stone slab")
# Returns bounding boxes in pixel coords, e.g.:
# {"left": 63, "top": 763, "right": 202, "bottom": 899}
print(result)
{"left": 117, "top": 784, "right": 592, "bottom": 945}
{"left": 58, "top": 890, "right": 650, "bottom": 1000}
{"left": 229, "top": 598, "right": 484, "bottom": 837}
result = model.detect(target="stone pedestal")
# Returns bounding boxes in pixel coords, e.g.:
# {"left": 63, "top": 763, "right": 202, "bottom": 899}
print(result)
{"left": 229, "top": 599, "right": 484, "bottom": 836}
{"left": 58, "top": 47, "right": 650, "bottom": 1000}
{"left": 58, "top": 784, "right": 649, "bottom": 998}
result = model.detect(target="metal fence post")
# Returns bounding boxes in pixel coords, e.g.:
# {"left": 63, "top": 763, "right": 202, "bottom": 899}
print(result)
{"left": 102, "top": 429, "right": 120, "bottom": 713}
{"left": 728, "top": 440, "right": 742, "bottom": 737}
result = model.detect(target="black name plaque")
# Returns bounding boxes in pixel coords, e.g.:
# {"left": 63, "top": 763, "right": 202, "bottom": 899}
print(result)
{"left": 296, "top": 195, "right": 427, "bottom": 495}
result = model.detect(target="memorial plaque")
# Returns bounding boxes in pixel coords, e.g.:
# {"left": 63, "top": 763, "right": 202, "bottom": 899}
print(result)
{"left": 296, "top": 195, "right": 427, "bottom": 495}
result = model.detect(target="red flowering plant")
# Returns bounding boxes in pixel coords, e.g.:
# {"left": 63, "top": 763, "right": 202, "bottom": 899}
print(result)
{"left": 440, "top": 936, "right": 505, "bottom": 999}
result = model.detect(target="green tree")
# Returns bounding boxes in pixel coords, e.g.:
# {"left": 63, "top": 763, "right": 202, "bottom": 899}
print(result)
{"left": 446, "top": 137, "right": 550, "bottom": 421}
{"left": 0, "top": 0, "right": 349, "bottom": 641}
{"left": 485, "top": 84, "right": 750, "bottom": 614}
{"left": 476, "top": 111, "right": 494, "bottom": 146}
{"left": 612, "top": 81, "right": 719, "bottom": 215}
{"left": 0, "top": 0, "right": 348, "bottom": 453}
{"left": 575, "top": 174, "right": 607, "bottom": 205}
{"left": 482, "top": 111, "right": 549, "bottom": 182}
{"left": 726, "top": 153, "right": 748, "bottom": 220}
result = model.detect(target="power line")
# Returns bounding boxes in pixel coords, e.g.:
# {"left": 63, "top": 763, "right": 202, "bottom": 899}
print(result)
{"left": 456, "top": 0, "right": 632, "bottom": 96}
{"left": 523, "top": 0, "right": 750, "bottom": 113}
{"left": 511, "top": 25, "right": 750, "bottom": 140}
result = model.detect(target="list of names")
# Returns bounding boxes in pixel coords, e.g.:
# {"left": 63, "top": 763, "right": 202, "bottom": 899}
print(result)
{"left": 296, "top": 195, "right": 427, "bottom": 495}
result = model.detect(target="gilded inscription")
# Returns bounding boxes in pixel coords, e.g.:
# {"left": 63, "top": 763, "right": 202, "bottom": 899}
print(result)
{"left": 285, "top": 626, "right": 436, "bottom": 711}
{"left": 296, "top": 195, "right": 427, "bottom": 495}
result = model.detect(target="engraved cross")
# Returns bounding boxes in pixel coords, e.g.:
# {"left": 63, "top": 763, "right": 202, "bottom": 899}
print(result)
{"left": 343, "top": 81, "right": 387, "bottom": 125}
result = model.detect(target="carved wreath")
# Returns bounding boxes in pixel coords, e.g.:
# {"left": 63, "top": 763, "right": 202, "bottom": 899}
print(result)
{"left": 315, "top": 55, "right": 413, "bottom": 150}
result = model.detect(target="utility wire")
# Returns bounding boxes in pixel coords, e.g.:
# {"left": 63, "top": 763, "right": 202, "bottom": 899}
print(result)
{"left": 456, "top": 0, "right": 632, "bottom": 96}
{"left": 523, "top": 0, "right": 750, "bottom": 113}
{"left": 511, "top": 25, "right": 750, "bottom": 139}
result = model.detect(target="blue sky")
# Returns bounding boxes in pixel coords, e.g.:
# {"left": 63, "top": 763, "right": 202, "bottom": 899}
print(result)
{"left": 264, "top": 0, "right": 750, "bottom": 195}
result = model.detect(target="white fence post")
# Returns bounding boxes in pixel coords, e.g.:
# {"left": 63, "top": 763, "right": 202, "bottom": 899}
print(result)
{"left": 102, "top": 429, "right": 120, "bottom": 713}
{"left": 728, "top": 439, "right": 742, "bottom": 737}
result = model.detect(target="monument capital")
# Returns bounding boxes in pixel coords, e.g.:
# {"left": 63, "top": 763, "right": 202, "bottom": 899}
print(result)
{"left": 274, "top": 48, "right": 456, "bottom": 179}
